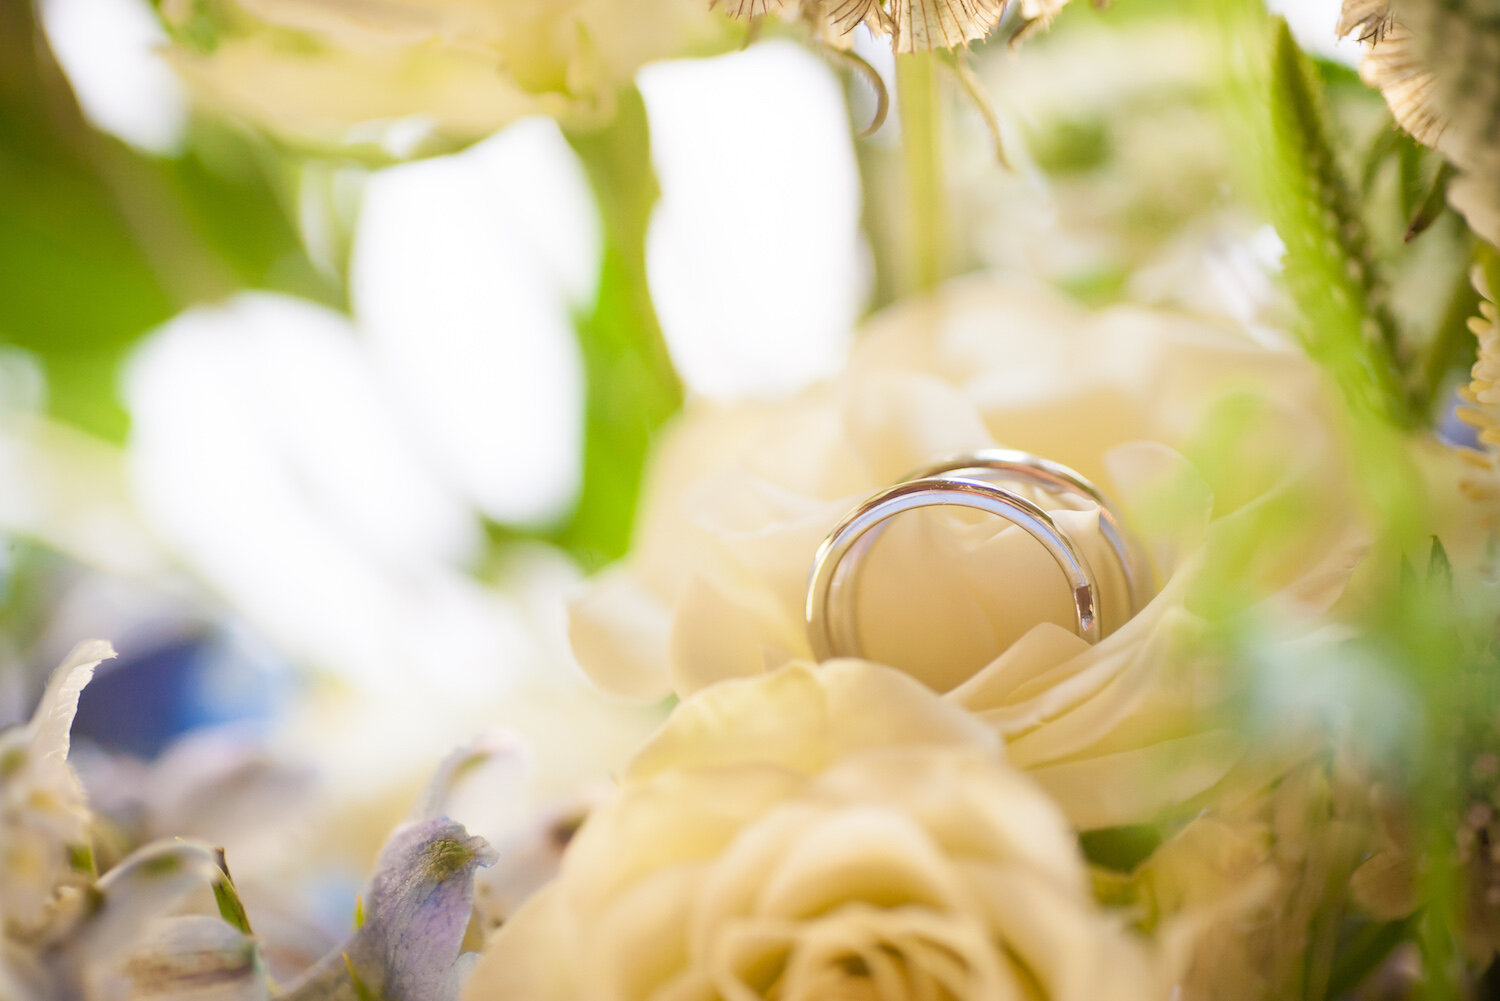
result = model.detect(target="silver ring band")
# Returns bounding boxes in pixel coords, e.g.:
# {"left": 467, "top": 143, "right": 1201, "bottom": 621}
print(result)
{"left": 903, "top": 449, "right": 1152, "bottom": 616}
{"left": 804, "top": 475, "right": 1102, "bottom": 661}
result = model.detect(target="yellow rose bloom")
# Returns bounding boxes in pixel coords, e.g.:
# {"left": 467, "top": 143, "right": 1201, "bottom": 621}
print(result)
{"left": 462, "top": 659, "right": 1166, "bottom": 1001}
{"left": 157, "top": 0, "right": 731, "bottom": 154}
{"left": 571, "top": 277, "right": 1364, "bottom": 828}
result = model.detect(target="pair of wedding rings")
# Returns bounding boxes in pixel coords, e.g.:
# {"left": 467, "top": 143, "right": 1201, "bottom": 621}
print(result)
{"left": 804, "top": 450, "right": 1152, "bottom": 660}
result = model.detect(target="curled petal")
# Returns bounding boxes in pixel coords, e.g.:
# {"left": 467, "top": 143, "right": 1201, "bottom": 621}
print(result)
{"left": 29, "top": 640, "right": 114, "bottom": 763}
{"left": 410, "top": 731, "right": 531, "bottom": 829}
{"left": 822, "top": 43, "right": 890, "bottom": 135}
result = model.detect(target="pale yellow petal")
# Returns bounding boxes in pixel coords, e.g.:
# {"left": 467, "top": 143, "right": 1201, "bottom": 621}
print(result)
{"left": 668, "top": 574, "right": 806, "bottom": 694}
{"left": 754, "top": 807, "right": 968, "bottom": 918}
{"left": 968, "top": 864, "right": 1163, "bottom": 1001}
{"left": 1028, "top": 728, "right": 1244, "bottom": 830}
{"left": 625, "top": 661, "right": 997, "bottom": 785}
{"left": 568, "top": 568, "right": 676, "bottom": 700}
{"left": 462, "top": 888, "right": 578, "bottom": 1001}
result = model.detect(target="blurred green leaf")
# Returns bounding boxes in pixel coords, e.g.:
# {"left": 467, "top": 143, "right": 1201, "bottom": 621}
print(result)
{"left": 1078, "top": 825, "right": 1162, "bottom": 874}
{"left": 1027, "top": 116, "right": 1112, "bottom": 176}
{"left": 0, "top": 0, "right": 332, "bottom": 441}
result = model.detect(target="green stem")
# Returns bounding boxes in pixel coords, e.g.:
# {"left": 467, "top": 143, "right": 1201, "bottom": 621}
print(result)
{"left": 560, "top": 88, "right": 684, "bottom": 570}
{"left": 896, "top": 52, "right": 946, "bottom": 295}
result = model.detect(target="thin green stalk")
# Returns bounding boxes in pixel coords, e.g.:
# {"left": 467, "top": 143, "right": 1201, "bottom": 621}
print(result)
{"left": 560, "top": 89, "right": 684, "bottom": 570}
{"left": 896, "top": 52, "right": 946, "bottom": 295}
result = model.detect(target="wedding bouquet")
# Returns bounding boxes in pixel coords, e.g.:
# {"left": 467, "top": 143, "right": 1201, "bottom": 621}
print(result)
{"left": 2, "top": 0, "right": 1499, "bottom": 998}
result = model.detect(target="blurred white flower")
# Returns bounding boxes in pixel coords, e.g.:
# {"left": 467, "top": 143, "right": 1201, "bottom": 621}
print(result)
{"left": 38, "top": 0, "right": 190, "bottom": 155}
{"left": 352, "top": 119, "right": 592, "bottom": 526}
{"left": 0, "top": 641, "right": 114, "bottom": 938}
{"left": 155, "top": 0, "right": 731, "bottom": 155}
{"left": 640, "top": 43, "right": 869, "bottom": 401}
{"left": 123, "top": 291, "right": 660, "bottom": 811}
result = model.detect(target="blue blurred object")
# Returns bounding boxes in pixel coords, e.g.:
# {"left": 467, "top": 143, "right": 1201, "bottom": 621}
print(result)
{"left": 72, "top": 627, "right": 287, "bottom": 759}
{"left": 1439, "top": 386, "right": 1482, "bottom": 451}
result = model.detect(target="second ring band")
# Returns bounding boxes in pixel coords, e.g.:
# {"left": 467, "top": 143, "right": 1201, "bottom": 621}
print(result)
{"left": 804, "top": 474, "right": 1103, "bottom": 661}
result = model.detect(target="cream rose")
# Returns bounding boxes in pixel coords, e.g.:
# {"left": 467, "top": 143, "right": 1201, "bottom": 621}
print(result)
{"left": 462, "top": 659, "right": 1166, "bottom": 1001}
{"left": 157, "top": 0, "right": 730, "bottom": 154}
{"left": 571, "top": 277, "right": 1365, "bottom": 828}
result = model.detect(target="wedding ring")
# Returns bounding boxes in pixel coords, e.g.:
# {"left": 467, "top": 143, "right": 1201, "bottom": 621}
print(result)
{"left": 805, "top": 474, "right": 1101, "bottom": 660}
{"left": 904, "top": 449, "right": 1153, "bottom": 615}
{"left": 804, "top": 451, "right": 1149, "bottom": 661}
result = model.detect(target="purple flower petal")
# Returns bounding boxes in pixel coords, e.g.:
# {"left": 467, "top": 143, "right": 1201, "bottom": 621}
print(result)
{"left": 284, "top": 819, "right": 495, "bottom": 1001}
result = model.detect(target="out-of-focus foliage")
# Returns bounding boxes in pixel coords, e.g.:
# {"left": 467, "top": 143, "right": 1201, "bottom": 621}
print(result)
{"left": 1258, "top": 16, "right": 1409, "bottom": 425}
{"left": 0, "top": 0, "right": 330, "bottom": 441}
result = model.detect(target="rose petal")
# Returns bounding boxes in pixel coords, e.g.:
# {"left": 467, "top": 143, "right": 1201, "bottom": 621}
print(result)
{"left": 569, "top": 568, "right": 675, "bottom": 700}
{"left": 669, "top": 574, "right": 805, "bottom": 694}
{"left": 625, "top": 661, "right": 998, "bottom": 784}
{"left": 1028, "top": 729, "right": 1244, "bottom": 830}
